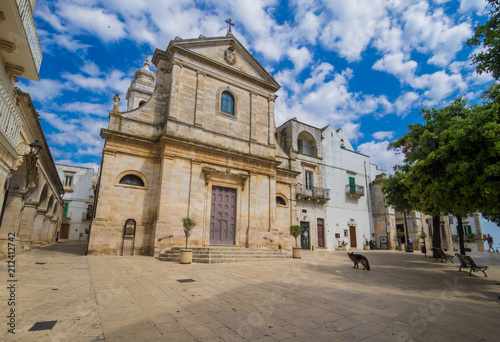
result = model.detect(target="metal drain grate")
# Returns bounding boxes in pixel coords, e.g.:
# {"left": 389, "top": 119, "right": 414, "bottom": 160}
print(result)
{"left": 35, "top": 262, "right": 46, "bottom": 265}
{"left": 177, "top": 279, "right": 196, "bottom": 283}
{"left": 29, "top": 321, "right": 57, "bottom": 331}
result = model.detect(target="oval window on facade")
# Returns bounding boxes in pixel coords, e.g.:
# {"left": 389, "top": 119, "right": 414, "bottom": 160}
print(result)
{"left": 221, "top": 91, "right": 234, "bottom": 115}
{"left": 119, "top": 174, "right": 144, "bottom": 187}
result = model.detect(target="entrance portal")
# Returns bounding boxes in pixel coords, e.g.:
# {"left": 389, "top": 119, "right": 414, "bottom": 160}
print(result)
{"left": 210, "top": 186, "right": 236, "bottom": 245}
{"left": 60, "top": 224, "right": 70, "bottom": 239}
{"left": 349, "top": 225, "right": 357, "bottom": 248}
{"left": 300, "top": 221, "right": 310, "bottom": 249}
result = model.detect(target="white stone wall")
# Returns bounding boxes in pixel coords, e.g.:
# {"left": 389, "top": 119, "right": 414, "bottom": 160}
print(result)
{"left": 321, "top": 125, "right": 375, "bottom": 250}
{"left": 56, "top": 164, "right": 95, "bottom": 240}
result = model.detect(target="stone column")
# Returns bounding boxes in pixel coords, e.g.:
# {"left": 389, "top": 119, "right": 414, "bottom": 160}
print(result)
{"left": 1, "top": 189, "right": 27, "bottom": 235}
{"left": 18, "top": 201, "right": 38, "bottom": 250}
{"left": 31, "top": 209, "right": 47, "bottom": 244}
{"left": 168, "top": 62, "right": 183, "bottom": 120}
{"left": 41, "top": 215, "right": 53, "bottom": 243}
{"left": 152, "top": 154, "right": 174, "bottom": 256}
{"left": 249, "top": 92, "right": 257, "bottom": 142}
{"left": 268, "top": 96, "right": 276, "bottom": 147}
{"left": 269, "top": 175, "right": 276, "bottom": 232}
{"left": 47, "top": 218, "right": 58, "bottom": 242}
{"left": 194, "top": 71, "right": 205, "bottom": 127}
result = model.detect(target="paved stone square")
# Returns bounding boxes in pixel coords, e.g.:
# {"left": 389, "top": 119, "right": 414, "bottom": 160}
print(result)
{"left": 1, "top": 241, "right": 499, "bottom": 341}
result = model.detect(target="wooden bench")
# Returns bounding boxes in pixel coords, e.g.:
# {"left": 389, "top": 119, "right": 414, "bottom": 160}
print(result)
{"left": 455, "top": 253, "right": 489, "bottom": 277}
{"left": 431, "top": 247, "right": 454, "bottom": 263}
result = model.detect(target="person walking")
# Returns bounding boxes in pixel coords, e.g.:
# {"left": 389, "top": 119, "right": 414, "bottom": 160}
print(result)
{"left": 486, "top": 234, "right": 494, "bottom": 252}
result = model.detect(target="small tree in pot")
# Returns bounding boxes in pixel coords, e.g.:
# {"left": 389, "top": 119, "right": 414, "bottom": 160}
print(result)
{"left": 290, "top": 225, "right": 303, "bottom": 258}
{"left": 180, "top": 217, "right": 196, "bottom": 264}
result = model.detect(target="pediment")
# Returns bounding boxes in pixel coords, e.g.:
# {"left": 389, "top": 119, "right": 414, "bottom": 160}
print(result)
{"left": 165, "top": 35, "right": 280, "bottom": 91}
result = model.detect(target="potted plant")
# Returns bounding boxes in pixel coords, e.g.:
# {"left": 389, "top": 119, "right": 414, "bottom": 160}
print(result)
{"left": 364, "top": 239, "right": 370, "bottom": 250}
{"left": 289, "top": 225, "right": 303, "bottom": 258}
{"left": 341, "top": 240, "right": 348, "bottom": 251}
{"left": 180, "top": 217, "right": 196, "bottom": 264}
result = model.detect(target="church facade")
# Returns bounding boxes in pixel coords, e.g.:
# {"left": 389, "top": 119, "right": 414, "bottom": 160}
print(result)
{"left": 89, "top": 34, "right": 299, "bottom": 255}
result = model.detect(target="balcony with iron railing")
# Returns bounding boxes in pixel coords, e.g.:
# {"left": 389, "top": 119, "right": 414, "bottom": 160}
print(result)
{"left": 296, "top": 183, "right": 330, "bottom": 203}
{"left": 16, "top": 0, "right": 42, "bottom": 74}
{"left": 345, "top": 184, "right": 365, "bottom": 199}
{"left": 0, "top": 84, "right": 22, "bottom": 150}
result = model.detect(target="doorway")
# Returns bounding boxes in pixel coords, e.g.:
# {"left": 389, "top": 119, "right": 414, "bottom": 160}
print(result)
{"left": 60, "top": 224, "right": 70, "bottom": 239}
{"left": 300, "top": 221, "right": 310, "bottom": 249}
{"left": 209, "top": 186, "right": 236, "bottom": 245}
{"left": 349, "top": 225, "right": 357, "bottom": 248}
{"left": 317, "top": 218, "right": 325, "bottom": 248}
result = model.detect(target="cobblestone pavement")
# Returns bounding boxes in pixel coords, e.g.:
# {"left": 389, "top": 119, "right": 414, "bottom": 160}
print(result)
{"left": 1, "top": 240, "right": 500, "bottom": 341}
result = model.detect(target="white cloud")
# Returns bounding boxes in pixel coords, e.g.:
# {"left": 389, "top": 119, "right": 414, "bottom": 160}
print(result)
{"left": 18, "top": 79, "right": 67, "bottom": 103}
{"left": 409, "top": 71, "right": 467, "bottom": 106}
{"left": 287, "top": 46, "right": 313, "bottom": 72}
{"left": 372, "top": 131, "right": 395, "bottom": 140}
{"left": 320, "top": 0, "right": 386, "bottom": 61}
{"left": 459, "top": 0, "right": 488, "bottom": 14}
{"left": 402, "top": 3, "right": 473, "bottom": 67}
{"left": 58, "top": 4, "right": 127, "bottom": 42}
{"left": 60, "top": 102, "right": 110, "bottom": 117}
{"left": 372, "top": 52, "right": 417, "bottom": 82}
{"left": 392, "top": 91, "right": 420, "bottom": 116}
{"left": 341, "top": 122, "right": 363, "bottom": 142}
{"left": 357, "top": 140, "right": 404, "bottom": 173}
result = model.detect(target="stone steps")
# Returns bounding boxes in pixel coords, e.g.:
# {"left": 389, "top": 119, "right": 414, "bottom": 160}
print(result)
{"left": 157, "top": 247, "right": 289, "bottom": 263}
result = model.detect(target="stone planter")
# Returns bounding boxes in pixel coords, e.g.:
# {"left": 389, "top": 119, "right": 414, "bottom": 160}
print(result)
{"left": 364, "top": 245, "right": 370, "bottom": 250}
{"left": 292, "top": 247, "right": 302, "bottom": 259}
{"left": 179, "top": 249, "right": 192, "bottom": 264}
{"left": 341, "top": 246, "right": 347, "bottom": 251}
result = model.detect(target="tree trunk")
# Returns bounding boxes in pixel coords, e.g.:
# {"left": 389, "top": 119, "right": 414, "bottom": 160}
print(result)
{"left": 457, "top": 215, "right": 466, "bottom": 255}
{"left": 431, "top": 215, "right": 441, "bottom": 258}
{"left": 404, "top": 210, "right": 410, "bottom": 252}
{"left": 185, "top": 237, "right": 188, "bottom": 249}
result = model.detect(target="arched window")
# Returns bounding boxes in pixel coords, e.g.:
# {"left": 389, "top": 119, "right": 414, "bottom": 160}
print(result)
{"left": 221, "top": 91, "right": 234, "bottom": 115}
{"left": 119, "top": 174, "right": 144, "bottom": 187}
{"left": 276, "top": 196, "right": 287, "bottom": 206}
{"left": 139, "top": 100, "right": 146, "bottom": 106}
{"left": 297, "top": 131, "right": 317, "bottom": 156}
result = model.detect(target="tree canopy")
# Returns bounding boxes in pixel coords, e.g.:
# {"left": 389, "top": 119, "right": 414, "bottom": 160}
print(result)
{"left": 384, "top": 83, "right": 500, "bottom": 253}
{"left": 467, "top": 0, "right": 500, "bottom": 79}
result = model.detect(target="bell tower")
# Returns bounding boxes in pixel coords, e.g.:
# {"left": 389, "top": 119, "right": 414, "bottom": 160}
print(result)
{"left": 125, "top": 58, "right": 155, "bottom": 111}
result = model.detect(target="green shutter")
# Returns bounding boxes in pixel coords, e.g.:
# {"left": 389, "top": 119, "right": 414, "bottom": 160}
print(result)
{"left": 63, "top": 202, "right": 69, "bottom": 218}
{"left": 466, "top": 226, "right": 472, "bottom": 235}
{"left": 349, "top": 177, "right": 355, "bottom": 193}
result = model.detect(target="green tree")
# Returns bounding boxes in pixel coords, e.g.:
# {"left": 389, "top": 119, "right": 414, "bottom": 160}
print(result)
{"left": 467, "top": 0, "right": 500, "bottom": 79}
{"left": 289, "top": 225, "right": 302, "bottom": 248}
{"left": 181, "top": 217, "right": 196, "bottom": 248}
{"left": 388, "top": 85, "right": 500, "bottom": 255}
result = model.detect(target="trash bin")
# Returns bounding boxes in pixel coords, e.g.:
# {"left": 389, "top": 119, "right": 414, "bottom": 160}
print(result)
{"left": 369, "top": 240, "right": 377, "bottom": 250}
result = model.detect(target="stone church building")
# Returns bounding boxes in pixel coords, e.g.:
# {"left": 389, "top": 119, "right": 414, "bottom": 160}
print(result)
{"left": 89, "top": 34, "right": 301, "bottom": 255}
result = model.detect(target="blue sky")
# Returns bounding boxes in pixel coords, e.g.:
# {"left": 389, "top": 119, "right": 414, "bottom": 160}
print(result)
{"left": 18, "top": 0, "right": 499, "bottom": 235}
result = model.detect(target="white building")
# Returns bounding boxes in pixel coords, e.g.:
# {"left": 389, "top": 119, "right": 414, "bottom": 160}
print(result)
{"left": 56, "top": 164, "right": 96, "bottom": 240}
{"left": 321, "top": 125, "right": 385, "bottom": 250}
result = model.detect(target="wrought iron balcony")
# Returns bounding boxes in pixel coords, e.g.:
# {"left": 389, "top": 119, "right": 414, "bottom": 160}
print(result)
{"left": 345, "top": 184, "right": 364, "bottom": 199}
{"left": 296, "top": 183, "right": 330, "bottom": 202}
{"left": 16, "top": 0, "right": 43, "bottom": 73}
{"left": 0, "top": 84, "right": 22, "bottom": 149}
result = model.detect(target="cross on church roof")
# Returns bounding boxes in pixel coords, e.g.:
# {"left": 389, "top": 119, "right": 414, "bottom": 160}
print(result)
{"left": 225, "top": 18, "right": 234, "bottom": 34}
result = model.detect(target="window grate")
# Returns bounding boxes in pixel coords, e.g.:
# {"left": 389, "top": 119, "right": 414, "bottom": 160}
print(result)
{"left": 29, "top": 321, "right": 57, "bottom": 331}
{"left": 177, "top": 279, "right": 196, "bottom": 283}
